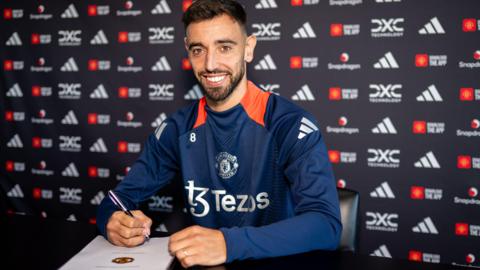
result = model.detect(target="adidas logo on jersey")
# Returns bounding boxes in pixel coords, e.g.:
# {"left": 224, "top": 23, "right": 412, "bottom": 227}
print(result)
{"left": 255, "top": 0, "right": 278, "bottom": 9}
{"left": 90, "top": 30, "right": 109, "bottom": 45}
{"left": 373, "top": 52, "right": 399, "bottom": 69}
{"left": 90, "top": 84, "right": 109, "bottom": 99}
{"left": 370, "top": 245, "right": 392, "bottom": 258}
{"left": 151, "top": 56, "right": 172, "bottom": 71}
{"left": 7, "top": 134, "right": 23, "bottom": 148}
{"left": 293, "top": 22, "right": 316, "bottom": 39}
{"left": 7, "top": 184, "right": 24, "bottom": 198}
{"left": 419, "top": 17, "right": 445, "bottom": 34}
{"left": 152, "top": 113, "right": 167, "bottom": 128}
{"left": 155, "top": 223, "right": 168, "bottom": 232}
{"left": 184, "top": 84, "right": 203, "bottom": 100}
{"left": 292, "top": 85, "right": 315, "bottom": 101}
{"left": 62, "top": 162, "right": 80, "bottom": 177}
{"left": 61, "top": 4, "right": 79, "bottom": 18}
{"left": 61, "top": 110, "right": 78, "bottom": 125}
{"left": 414, "top": 151, "right": 440, "bottom": 168}
{"left": 412, "top": 217, "right": 439, "bottom": 234}
{"left": 90, "top": 191, "right": 105, "bottom": 205}
{"left": 6, "top": 32, "right": 22, "bottom": 46}
{"left": 254, "top": 54, "right": 277, "bottom": 70}
{"left": 416, "top": 85, "right": 443, "bottom": 102}
{"left": 370, "top": 182, "right": 395, "bottom": 198}
{"left": 90, "top": 138, "right": 108, "bottom": 153}
{"left": 6, "top": 83, "right": 23, "bottom": 97}
{"left": 298, "top": 117, "right": 318, "bottom": 139}
{"left": 60, "top": 57, "right": 79, "bottom": 72}
{"left": 372, "top": 117, "right": 397, "bottom": 134}
{"left": 155, "top": 122, "right": 168, "bottom": 140}
{"left": 151, "top": 0, "right": 172, "bottom": 14}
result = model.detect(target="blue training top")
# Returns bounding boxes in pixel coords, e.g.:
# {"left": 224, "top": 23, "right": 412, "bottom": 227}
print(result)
{"left": 97, "top": 80, "right": 342, "bottom": 262}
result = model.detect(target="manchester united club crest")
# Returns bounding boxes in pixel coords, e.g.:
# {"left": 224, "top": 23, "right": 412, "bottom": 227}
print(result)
{"left": 215, "top": 152, "right": 239, "bottom": 179}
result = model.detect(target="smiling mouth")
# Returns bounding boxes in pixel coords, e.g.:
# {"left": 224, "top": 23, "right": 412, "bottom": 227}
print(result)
{"left": 205, "top": 75, "right": 226, "bottom": 83}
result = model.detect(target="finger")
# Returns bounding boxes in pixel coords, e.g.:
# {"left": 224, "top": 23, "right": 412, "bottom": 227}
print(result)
{"left": 117, "top": 225, "right": 145, "bottom": 239}
{"left": 131, "top": 210, "right": 153, "bottom": 232}
{"left": 118, "top": 213, "right": 145, "bottom": 228}
{"left": 169, "top": 225, "right": 199, "bottom": 242}
{"left": 169, "top": 236, "right": 195, "bottom": 255}
{"left": 117, "top": 234, "right": 146, "bottom": 247}
{"left": 178, "top": 253, "right": 199, "bottom": 268}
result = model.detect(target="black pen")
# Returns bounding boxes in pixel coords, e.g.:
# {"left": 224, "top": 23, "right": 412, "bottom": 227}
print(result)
{"left": 108, "top": 190, "right": 150, "bottom": 240}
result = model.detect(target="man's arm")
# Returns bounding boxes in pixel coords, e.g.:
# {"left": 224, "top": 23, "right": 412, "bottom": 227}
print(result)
{"left": 219, "top": 122, "right": 341, "bottom": 261}
{"left": 97, "top": 121, "right": 179, "bottom": 243}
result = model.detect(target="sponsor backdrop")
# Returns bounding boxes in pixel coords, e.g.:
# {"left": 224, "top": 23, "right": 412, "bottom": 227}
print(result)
{"left": 1, "top": 0, "right": 479, "bottom": 267}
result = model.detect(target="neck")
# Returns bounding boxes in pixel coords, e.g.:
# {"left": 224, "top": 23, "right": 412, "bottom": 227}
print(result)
{"left": 206, "top": 77, "right": 248, "bottom": 112}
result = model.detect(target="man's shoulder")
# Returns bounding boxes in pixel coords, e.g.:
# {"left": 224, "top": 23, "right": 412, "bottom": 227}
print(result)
{"left": 157, "top": 101, "right": 200, "bottom": 136}
{"left": 264, "top": 92, "right": 316, "bottom": 130}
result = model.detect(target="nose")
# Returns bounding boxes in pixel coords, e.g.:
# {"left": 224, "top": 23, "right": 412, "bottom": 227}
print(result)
{"left": 204, "top": 51, "right": 218, "bottom": 72}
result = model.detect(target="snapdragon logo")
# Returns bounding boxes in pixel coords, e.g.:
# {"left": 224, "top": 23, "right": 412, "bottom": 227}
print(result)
{"left": 185, "top": 180, "right": 269, "bottom": 217}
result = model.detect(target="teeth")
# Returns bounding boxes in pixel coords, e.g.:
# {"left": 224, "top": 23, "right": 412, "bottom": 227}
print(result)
{"left": 206, "top": 76, "right": 225, "bottom": 83}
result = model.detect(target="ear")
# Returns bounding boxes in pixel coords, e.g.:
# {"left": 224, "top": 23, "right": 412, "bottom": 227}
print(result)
{"left": 184, "top": 37, "right": 189, "bottom": 52}
{"left": 244, "top": 35, "right": 257, "bottom": 63}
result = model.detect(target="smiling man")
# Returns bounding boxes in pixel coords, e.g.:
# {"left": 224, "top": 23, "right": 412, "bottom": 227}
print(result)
{"left": 97, "top": 0, "right": 341, "bottom": 268}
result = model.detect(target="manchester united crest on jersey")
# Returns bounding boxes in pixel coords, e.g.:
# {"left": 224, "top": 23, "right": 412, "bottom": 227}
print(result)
{"left": 215, "top": 152, "right": 239, "bottom": 179}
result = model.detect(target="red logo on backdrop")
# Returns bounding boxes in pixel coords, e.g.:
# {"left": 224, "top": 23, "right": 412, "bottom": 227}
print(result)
{"left": 6, "top": 161, "right": 14, "bottom": 172}
{"left": 328, "top": 150, "right": 340, "bottom": 163}
{"left": 409, "top": 251, "right": 422, "bottom": 262}
{"left": 183, "top": 0, "right": 193, "bottom": 12}
{"left": 118, "top": 87, "right": 129, "bottom": 98}
{"left": 88, "top": 113, "right": 98, "bottom": 124}
{"left": 330, "top": 24, "right": 343, "bottom": 37}
{"left": 118, "top": 141, "right": 128, "bottom": 153}
{"left": 88, "top": 59, "right": 98, "bottom": 71}
{"left": 460, "top": 88, "right": 474, "bottom": 101}
{"left": 32, "top": 137, "right": 42, "bottom": 148}
{"left": 457, "top": 155, "right": 472, "bottom": 169}
{"left": 31, "top": 34, "right": 40, "bottom": 44}
{"left": 33, "top": 188, "right": 42, "bottom": 199}
{"left": 88, "top": 5, "right": 97, "bottom": 16}
{"left": 4, "top": 9, "right": 13, "bottom": 19}
{"left": 4, "top": 60, "right": 13, "bottom": 71}
{"left": 411, "top": 186, "right": 425, "bottom": 200}
{"left": 291, "top": 0, "right": 303, "bottom": 6}
{"left": 182, "top": 58, "right": 192, "bottom": 70}
{"left": 456, "top": 223, "right": 469, "bottom": 236}
{"left": 415, "top": 54, "right": 429, "bottom": 67}
{"left": 463, "top": 18, "right": 477, "bottom": 32}
{"left": 32, "top": 86, "right": 41, "bottom": 96}
{"left": 89, "top": 218, "right": 97, "bottom": 224}
{"left": 5, "top": 111, "right": 13, "bottom": 121}
{"left": 88, "top": 166, "right": 98, "bottom": 177}
{"left": 118, "top": 32, "right": 128, "bottom": 43}
{"left": 290, "top": 56, "right": 302, "bottom": 69}
{"left": 329, "top": 87, "right": 342, "bottom": 100}
{"left": 474, "top": 50, "right": 480, "bottom": 61}
{"left": 412, "top": 121, "right": 427, "bottom": 134}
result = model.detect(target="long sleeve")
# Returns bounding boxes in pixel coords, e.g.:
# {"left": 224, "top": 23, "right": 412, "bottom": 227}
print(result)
{"left": 96, "top": 120, "right": 180, "bottom": 237}
{"left": 220, "top": 115, "right": 342, "bottom": 262}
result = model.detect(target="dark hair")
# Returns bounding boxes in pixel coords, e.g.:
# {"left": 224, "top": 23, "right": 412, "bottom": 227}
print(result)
{"left": 182, "top": 0, "right": 247, "bottom": 32}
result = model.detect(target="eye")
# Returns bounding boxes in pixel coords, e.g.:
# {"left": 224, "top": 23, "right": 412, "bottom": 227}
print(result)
{"left": 219, "top": 45, "right": 232, "bottom": 53}
{"left": 190, "top": 47, "right": 204, "bottom": 56}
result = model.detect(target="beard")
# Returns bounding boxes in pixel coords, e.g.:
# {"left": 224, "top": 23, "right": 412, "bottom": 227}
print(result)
{"left": 197, "top": 63, "right": 245, "bottom": 103}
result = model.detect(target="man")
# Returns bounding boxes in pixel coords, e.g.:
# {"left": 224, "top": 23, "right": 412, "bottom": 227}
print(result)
{"left": 97, "top": 0, "right": 341, "bottom": 268}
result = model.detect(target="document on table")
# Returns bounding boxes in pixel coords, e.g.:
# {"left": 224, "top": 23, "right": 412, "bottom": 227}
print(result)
{"left": 60, "top": 235, "right": 174, "bottom": 270}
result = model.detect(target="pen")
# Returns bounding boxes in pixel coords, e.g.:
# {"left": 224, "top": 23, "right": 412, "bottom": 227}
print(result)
{"left": 108, "top": 190, "right": 150, "bottom": 240}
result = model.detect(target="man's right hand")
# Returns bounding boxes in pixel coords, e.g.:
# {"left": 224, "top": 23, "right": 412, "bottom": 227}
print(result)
{"left": 106, "top": 210, "right": 152, "bottom": 247}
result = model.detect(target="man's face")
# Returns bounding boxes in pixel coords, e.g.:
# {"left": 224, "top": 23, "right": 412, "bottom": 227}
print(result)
{"left": 185, "top": 14, "right": 255, "bottom": 102}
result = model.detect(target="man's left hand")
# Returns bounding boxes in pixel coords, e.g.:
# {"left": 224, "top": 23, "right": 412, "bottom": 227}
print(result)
{"left": 168, "top": 225, "right": 227, "bottom": 268}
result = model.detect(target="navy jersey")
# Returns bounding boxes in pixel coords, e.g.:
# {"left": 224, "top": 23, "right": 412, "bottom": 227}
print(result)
{"left": 97, "top": 81, "right": 342, "bottom": 262}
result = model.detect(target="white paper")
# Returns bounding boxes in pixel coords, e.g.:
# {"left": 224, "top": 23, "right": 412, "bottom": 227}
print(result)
{"left": 60, "top": 236, "right": 174, "bottom": 270}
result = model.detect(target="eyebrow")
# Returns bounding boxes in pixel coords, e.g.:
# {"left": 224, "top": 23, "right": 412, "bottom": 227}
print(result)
{"left": 188, "top": 39, "right": 238, "bottom": 50}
